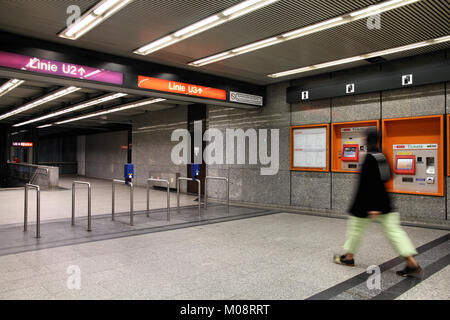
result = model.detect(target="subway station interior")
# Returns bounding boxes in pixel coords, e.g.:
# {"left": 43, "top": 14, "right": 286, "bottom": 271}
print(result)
{"left": 0, "top": 0, "right": 449, "bottom": 303}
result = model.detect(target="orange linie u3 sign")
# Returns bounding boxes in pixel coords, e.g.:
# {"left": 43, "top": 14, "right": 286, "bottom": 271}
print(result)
{"left": 138, "top": 76, "right": 226, "bottom": 101}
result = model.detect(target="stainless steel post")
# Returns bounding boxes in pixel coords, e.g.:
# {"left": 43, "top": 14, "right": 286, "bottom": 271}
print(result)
{"left": 71, "top": 183, "right": 75, "bottom": 226}
{"left": 88, "top": 184, "right": 91, "bottom": 231}
{"left": 72, "top": 181, "right": 92, "bottom": 231}
{"left": 24, "top": 184, "right": 40, "bottom": 238}
{"left": 177, "top": 178, "right": 180, "bottom": 209}
{"left": 129, "top": 182, "right": 134, "bottom": 226}
{"left": 146, "top": 182, "right": 150, "bottom": 217}
{"left": 197, "top": 180, "right": 201, "bottom": 219}
{"left": 112, "top": 180, "right": 115, "bottom": 221}
{"left": 177, "top": 177, "right": 201, "bottom": 218}
{"left": 24, "top": 186, "right": 28, "bottom": 231}
{"left": 112, "top": 179, "right": 133, "bottom": 226}
{"left": 147, "top": 178, "right": 170, "bottom": 221}
{"left": 167, "top": 183, "right": 170, "bottom": 221}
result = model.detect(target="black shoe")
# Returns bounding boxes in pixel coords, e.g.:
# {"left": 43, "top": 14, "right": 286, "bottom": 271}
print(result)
{"left": 333, "top": 254, "right": 355, "bottom": 267}
{"left": 396, "top": 265, "right": 424, "bottom": 279}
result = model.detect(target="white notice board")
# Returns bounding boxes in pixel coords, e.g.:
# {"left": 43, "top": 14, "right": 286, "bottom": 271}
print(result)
{"left": 292, "top": 127, "right": 328, "bottom": 169}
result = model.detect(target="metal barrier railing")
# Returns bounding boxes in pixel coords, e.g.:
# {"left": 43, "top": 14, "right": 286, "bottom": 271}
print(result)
{"left": 29, "top": 167, "right": 49, "bottom": 185}
{"left": 205, "top": 176, "right": 229, "bottom": 212}
{"left": 147, "top": 178, "right": 170, "bottom": 221}
{"left": 24, "top": 183, "right": 40, "bottom": 238}
{"left": 112, "top": 179, "right": 134, "bottom": 226}
{"left": 177, "top": 177, "right": 201, "bottom": 218}
{"left": 72, "top": 181, "right": 92, "bottom": 231}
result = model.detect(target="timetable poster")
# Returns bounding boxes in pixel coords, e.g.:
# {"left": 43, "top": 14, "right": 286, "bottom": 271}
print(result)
{"left": 293, "top": 127, "right": 327, "bottom": 168}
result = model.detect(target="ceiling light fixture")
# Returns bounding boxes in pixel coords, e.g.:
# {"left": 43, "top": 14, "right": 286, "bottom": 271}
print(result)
{"left": 0, "top": 79, "right": 25, "bottom": 98}
{"left": 55, "top": 98, "right": 166, "bottom": 124}
{"left": 134, "top": 0, "right": 278, "bottom": 55}
{"left": 0, "top": 86, "right": 81, "bottom": 121}
{"left": 59, "top": 0, "right": 133, "bottom": 40}
{"left": 37, "top": 124, "right": 53, "bottom": 129}
{"left": 189, "top": 0, "right": 421, "bottom": 67}
{"left": 13, "top": 92, "right": 127, "bottom": 127}
{"left": 267, "top": 35, "right": 450, "bottom": 78}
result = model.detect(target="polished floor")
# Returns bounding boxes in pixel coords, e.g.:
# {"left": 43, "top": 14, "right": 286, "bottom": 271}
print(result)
{"left": 0, "top": 209, "right": 448, "bottom": 300}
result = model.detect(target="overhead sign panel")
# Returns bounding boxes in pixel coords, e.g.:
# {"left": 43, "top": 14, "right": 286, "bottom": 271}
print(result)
{"left": 12, "top": 142, "right": 33, "bottom": 147}
{"left": 0, "top": 51, "right": 123, "bottom": 85}
{"left": 229, "top": 91, "right": 263, "bottom": 106}
{"left": 138, "top": 76, "right": 226, "bottom": 100}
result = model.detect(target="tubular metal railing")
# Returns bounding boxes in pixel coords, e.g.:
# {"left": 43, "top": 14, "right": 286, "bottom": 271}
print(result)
{"left": 177, "top": 177, "right": 201, "bottom": 218}
{"left": 24, "top": 183, "right": 40, "bottom": 238}
{"left": 29, "top": 167, "right": 49, "bottom": 185}
{"left": 112, "top": 179, "right": 134, "bottom": 226}
{"left": 72, "top": 181, "right": 92, "bottom": 231}
{"left": 147, "top": 178, "right": 170, "bottom": 221}
{"left": 205, "top": 176, "right": 229, "bottom": 212}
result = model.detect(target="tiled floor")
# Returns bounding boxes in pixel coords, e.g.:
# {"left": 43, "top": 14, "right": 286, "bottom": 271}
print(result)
{"left": 0, "top": 212, "right": 448, "bottom": 300}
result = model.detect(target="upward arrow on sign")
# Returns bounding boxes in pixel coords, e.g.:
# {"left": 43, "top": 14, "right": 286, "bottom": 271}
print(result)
{"left": 78, "top": 67, "right": 86, "bottom": 76}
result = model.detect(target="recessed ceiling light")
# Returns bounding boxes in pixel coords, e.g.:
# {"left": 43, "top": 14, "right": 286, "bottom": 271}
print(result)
{"left": 59, "top": 0, "right": 132, "bottom": 40}
{"left": 267, "top": 36, "right": 450, "bottom": 78}
{"left": 189, "top": 0, "right": 421, "bottom": 67}
{"left": 134, "top": 0, "right": 279, "bottom": 55}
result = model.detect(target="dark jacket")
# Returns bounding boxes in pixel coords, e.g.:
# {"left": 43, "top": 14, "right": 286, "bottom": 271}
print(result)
{"left": 349, "top": 153, "right": 393, "bottom": 218}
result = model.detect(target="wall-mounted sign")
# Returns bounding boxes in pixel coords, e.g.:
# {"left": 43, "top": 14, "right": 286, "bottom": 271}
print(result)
{"left": 229, "top": 91, "right": 263, "bottom": 106}
{"left": 0, "top": 51, "right": 123, "bottom": 85}
{"left": 138, "top": 76, "right": 226, "bottom": 100}
{"left": 292, "top": 126, "right": 328, "bottom": 169}
{"left": 12, "top": 142, "right": 33, "bottom": 147}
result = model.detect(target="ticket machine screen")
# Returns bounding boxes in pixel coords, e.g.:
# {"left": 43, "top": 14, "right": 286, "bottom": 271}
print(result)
{"left": 394, "top": 156, "right": 415, "bottom": 175}
{"left": 342, "top": 145, "right": 359, "bottom": 161}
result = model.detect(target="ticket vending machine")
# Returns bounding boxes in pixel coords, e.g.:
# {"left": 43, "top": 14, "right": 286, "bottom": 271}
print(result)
{"left": 392, "top": 144, "right": 438, "bottom": 194}
{"left": 339, "top": 126, "right": 376, "bottom": 171}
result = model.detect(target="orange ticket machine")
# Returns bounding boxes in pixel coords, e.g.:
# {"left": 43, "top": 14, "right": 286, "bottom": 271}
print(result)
{"left": 382, "top": 115, "right": 444, "bottom": 196}
{"left": 332, "top": 121, "right": 379, "bottom": 173}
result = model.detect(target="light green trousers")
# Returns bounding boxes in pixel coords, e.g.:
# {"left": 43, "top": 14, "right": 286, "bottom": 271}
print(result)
{"left": 344, "top": 212, "right": 418, "bottom": 257}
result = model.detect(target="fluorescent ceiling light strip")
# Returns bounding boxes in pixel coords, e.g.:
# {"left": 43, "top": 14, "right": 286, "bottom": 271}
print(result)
{"left": 55, "top": 98, "right": 165, "bottom": 124}
{"left": 268, "top": 36, "right": 450, "bottom": 78}
{"left": 189, "top": 0, "right": 421, "bottom": 67}
{"left": 232, "top": 37, "right": 279, "bottom": 53}
{"left": 59, "top": 0, "right": 132, "bottom": 40}
{"left": 0, "top": 86, "right": 80, "bottom": 121}
{"left": 134, "top": 0, "right": 278, "bottom": 55}
{"left": 174, "top": 15, "right": 221, "bottom": 37}
{"left": 223, "top": 0, "right": 278, "bottom": 19}
{"left": 13, "top": 92, "right": 127, "bottom": 127}
{"left": 222, "top": 0, "right": 265, "bottom": 16}
{"left": 37, "top": 124, "right": 52, "bottom": 129}
{"left": 0, "top": 79, "right": 24, "bottom": 97}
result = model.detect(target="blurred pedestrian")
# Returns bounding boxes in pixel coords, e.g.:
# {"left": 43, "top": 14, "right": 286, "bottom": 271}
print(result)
{"left": 334, "top": 128, "right": 423, "bottom": 278}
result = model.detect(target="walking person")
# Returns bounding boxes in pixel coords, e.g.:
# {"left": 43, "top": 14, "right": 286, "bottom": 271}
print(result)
{"left": 334, "top": 128, "right": 423, "bottom": 278}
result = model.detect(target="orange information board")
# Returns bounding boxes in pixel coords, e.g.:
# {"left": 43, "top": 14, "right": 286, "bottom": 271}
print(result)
{"left": 138, "top": 76, "right": 226, "bottom": 100}
{"left": 290, "top": 124, "right": 329, "bottom": 172}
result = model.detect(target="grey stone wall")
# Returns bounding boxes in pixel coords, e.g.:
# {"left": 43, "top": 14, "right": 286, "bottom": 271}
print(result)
{"left": 131, "top": 106, "right": 188, "bottom": 191}
{"left": 85, "top": 130, "right": 128, "bottom": 180}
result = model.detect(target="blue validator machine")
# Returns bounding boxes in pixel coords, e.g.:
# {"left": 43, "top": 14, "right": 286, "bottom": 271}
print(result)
{"left": 124, "top": 163, "right": 134, "bottom": 184}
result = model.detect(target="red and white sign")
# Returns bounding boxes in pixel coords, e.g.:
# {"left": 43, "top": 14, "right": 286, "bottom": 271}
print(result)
{"left": 138, "top": 76, "right": 226, "bottom": 100}
{"left": 12, "top": 142, "right": 33, "bottom": 147}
